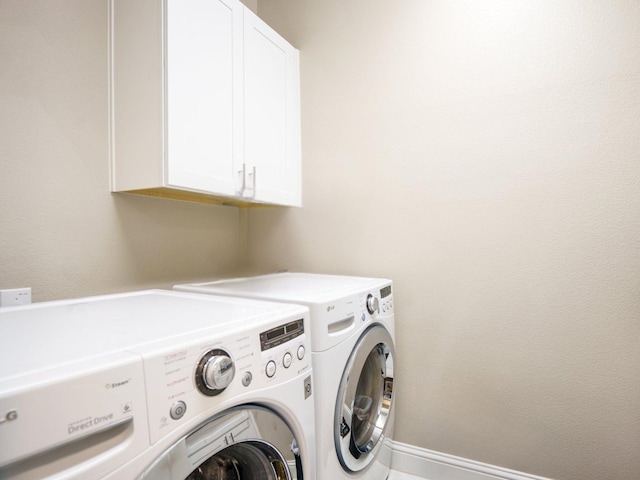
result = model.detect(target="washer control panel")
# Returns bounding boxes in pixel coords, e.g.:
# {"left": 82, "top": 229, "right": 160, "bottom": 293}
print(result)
{"left": 139, "top": 312, "right": 311, "bottom": 444}
{"left": 260, "top": 318, "right": 304, "bottom": 351}
{"left": 260, "top": 318, "right": 305, "bottom": 379}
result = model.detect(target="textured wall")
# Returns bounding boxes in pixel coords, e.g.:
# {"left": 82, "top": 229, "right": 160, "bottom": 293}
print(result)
{"left": 0, "top": 0, "right": 246, "bottom": 301}
{"left": 1, "top": 1, "right": 638, "bottom": 479}
{"left": 253, "top": 1, "right": 640, "bottom": 479}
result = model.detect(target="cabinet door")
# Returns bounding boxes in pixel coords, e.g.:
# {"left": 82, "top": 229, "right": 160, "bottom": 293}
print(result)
{"left": 243, "top": 10, "right": 301, "bottom": 206}
{"left": 166, "top": 0, "right": 243, "bottom": 196}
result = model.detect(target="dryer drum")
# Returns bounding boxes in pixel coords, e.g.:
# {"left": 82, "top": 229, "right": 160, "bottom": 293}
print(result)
{"left": 351, "top": 346, "right": 386, "bottom": 453}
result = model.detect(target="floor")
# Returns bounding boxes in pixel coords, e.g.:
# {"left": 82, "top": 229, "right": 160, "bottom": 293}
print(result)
{"left": 388, "top": 470, "right": 426, "bottom": 480}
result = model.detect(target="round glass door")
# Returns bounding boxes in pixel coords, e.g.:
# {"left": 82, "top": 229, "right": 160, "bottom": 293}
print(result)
{"left": 334, "top": 325, "right": 395, "bottom": 473}
{"left": 186, "top": 440, "right": 290, "bottom": 480}
{"left": 140, "top": 406, "right": 299, "bottom": 480}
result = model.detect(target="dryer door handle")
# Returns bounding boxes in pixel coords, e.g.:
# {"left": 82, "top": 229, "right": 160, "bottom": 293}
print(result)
{"left": 328, "top": 315, "right": 355, "bottom": 335}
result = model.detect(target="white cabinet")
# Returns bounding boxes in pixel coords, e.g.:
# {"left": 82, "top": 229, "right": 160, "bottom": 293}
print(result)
{"left": 109, "top": 0, "right": 301, "bottom": 207}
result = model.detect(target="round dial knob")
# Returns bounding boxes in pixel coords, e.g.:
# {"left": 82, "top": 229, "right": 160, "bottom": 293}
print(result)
{"left": 366, "top": 294, "right": 379, "bottom": 314}
{"left": 196, "top": 349, "right": 235, "bottom": 396}
{"left": 203, "top": 355, "right": 235, "bottom": 390}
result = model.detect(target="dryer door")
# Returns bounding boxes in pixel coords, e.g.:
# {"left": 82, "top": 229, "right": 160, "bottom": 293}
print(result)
{"left": 140, "top": 406, "right": 301, "bottom": 480}
{"left": 334, "top": 324, "right": 395, "bottom": 473}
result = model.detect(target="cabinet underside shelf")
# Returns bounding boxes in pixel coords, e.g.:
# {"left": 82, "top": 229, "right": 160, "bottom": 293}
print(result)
{"left": 115, "top": 188, "right": 277, "bottom": 208}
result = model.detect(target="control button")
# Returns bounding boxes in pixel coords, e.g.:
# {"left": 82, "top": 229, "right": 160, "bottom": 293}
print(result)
{"left": 283, "top": 352, "right": 293, "bottom": 368}
{"left": 297, "top": 345, "right": 306, "bottom": 360}
{"left": 170, "top": 401, "right": 187, "bottom": 420}
{"left": 242, "top": 371, "right": 253, "bottom": 387}
{"left": 265, "top": 360, "right": 277, "bottom": 378}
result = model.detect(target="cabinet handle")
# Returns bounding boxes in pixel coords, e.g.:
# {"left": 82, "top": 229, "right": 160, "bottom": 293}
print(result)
{"left": 236, "top": 163, "right": 246, "bottom": 196}
{"left": 247, "top": 166, "right": 257, "bottom": 199}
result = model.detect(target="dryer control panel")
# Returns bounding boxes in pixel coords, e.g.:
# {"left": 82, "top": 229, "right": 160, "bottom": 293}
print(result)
{"left": 379, "top": 284, "right": 393, "bottom": 313}
{"left": 306, "top": 281, "right": 394, "bottom": 352}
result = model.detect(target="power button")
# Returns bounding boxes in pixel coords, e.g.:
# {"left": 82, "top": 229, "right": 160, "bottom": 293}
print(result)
{"left": 170, "top": 401, "right": 187, "bottom": 420}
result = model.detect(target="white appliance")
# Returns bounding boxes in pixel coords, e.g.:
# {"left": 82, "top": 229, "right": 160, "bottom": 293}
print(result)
{"left": 175, "top": 273, "right": 396, "bottom": 480}
{"left": 0, "top": 289, "right": 314, "bottom": 480}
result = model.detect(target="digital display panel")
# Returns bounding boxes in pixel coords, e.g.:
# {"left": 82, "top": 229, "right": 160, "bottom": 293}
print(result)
{"left": 286, "top": 322, "right": 300, "bottom": 334}
{"left": 380, "top": 285, "right": 392, "bottom": 298}
{"left": 260, "top": 319, "right": 304, "bottom": 351}
{"left": 266, "top": 327, "right": 286, "bottom": 340}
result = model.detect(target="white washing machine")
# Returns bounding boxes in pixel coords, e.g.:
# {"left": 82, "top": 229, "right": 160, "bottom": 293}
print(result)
{"left": 0, "top": 289, "right": 315, "bottom": 480}
{"left": 175, "top": 273, "right": 396, "bottom": 480}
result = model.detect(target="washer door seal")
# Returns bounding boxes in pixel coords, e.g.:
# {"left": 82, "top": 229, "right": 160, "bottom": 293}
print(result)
{"left": 186, "top": 440, "right": 289, "bottom": 480}
{"left": 140, "top": 406, "right": 298, "bottom": 480}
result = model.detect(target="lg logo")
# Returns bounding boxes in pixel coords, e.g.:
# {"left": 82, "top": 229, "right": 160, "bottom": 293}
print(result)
{"left": 0, "top": 410, "right": 18, "bottom": 424}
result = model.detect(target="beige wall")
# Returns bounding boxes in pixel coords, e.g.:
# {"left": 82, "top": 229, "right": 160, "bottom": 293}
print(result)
{"left": 1, "top": 1, "right": 639, "bottom": 480}
{"left": 241, "top": 0, "right": 257, "bottom": 13}
{"left": 253, "top": 1, "right": 640, "bottom": 480}
{"left": 0, "top": 0, "right": 248, "bottom": 301}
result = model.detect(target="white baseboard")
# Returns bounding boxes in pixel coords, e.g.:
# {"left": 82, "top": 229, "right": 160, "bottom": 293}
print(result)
{"left": 390, "top": 441, "right": 554, "bottom": 480}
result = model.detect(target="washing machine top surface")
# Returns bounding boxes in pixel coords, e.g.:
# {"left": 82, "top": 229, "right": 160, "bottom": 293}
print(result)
{"left": 176, "top": 272, "right": 391, "bottom": 304}
{"left": 0, "top": 289, "right": 307, "bottom": 381}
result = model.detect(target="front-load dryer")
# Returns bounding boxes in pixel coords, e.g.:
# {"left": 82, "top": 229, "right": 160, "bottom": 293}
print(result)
{"left": 175, "top": 273, "right": 396, "bottom": 480}
{"left": 0, "top": 289, "right": 314, "bottom": 480}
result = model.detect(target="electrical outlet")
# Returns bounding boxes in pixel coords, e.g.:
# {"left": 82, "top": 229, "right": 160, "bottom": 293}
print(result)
{"left": 0, "top": 288, "right": 32, "bottom": 307}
